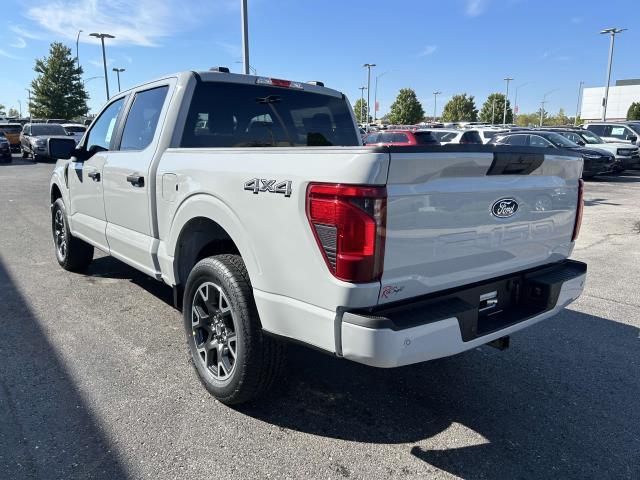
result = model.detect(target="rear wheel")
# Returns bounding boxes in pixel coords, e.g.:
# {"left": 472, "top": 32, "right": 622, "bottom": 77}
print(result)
{"left": 183, "top": 255, "right": 285, "bottom": 405}
{"left": 52, "top": 198, "right": 94, "bottom": 271}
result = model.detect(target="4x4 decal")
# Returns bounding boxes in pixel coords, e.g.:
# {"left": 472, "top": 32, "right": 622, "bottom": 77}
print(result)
{"left": 244, "top": 178, "right": 292, "bottom": 197}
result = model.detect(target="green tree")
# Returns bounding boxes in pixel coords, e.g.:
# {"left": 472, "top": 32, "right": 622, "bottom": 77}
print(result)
{"left": 0, "top": 104, "right": 5, "bottom": 113}
{"left": 516, "top": 112, "right": 542, "bottom": 127}
{"left": 627, "top": 102, "right": 640, "bottom": 121}
{"left": 388, "top": 88, "right": 425, "bottom": 125}
{"left": 7, "top": 108, "right": 20, "bottom": 117}
{"left": 353, "top": 98, "right": 369, "bottom": 123}
{"left": 30, "top": 42, "right": 88, "bottom": 119}
{"left": 479, "top": 93, "right": 512, "bottom": 124}
{"left": 441, "top": 94, "right": 478, "bottom": 122}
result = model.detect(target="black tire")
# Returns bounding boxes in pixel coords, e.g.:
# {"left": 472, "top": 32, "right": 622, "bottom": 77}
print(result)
{"left": 183, "top": 254, "right": 285, "bottom": 405}
{"left": 51, "top": 198, "right": 94, "bottom": 272}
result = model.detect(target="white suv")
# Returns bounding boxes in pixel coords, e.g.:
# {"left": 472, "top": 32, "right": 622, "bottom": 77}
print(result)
{"left": 584, "top": 122, "right": 640, "bottom": 147}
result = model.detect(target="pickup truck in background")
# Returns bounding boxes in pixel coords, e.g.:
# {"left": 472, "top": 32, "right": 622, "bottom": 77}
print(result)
{"left": 48, "top": 69, "right": 587, "bottom": 405}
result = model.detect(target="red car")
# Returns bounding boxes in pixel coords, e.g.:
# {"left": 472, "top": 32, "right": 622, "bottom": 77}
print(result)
{"left": 363, "top": 129, "right": 439, "bottom": 146}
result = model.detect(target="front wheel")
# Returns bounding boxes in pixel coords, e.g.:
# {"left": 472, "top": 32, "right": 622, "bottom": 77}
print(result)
{"left": 52, "top": 198, "right": 94, "bottom": 271}
{"left": 183, "top": 255, "right": 285, "bottom": 404}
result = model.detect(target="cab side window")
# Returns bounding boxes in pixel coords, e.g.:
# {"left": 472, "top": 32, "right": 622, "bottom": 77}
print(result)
{"left": 120, "top": 86, "right": 169, "bottom": 151}
{"left": 529, "top": 135, "right": 552, "bottom": 147}
{"left": 85, "top": 98, "right": 125, "bottom": 151}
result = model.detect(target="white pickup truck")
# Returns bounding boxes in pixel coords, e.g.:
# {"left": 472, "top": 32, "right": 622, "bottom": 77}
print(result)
{"left": 48, "top": 69, "right": 587, "bottom": 404}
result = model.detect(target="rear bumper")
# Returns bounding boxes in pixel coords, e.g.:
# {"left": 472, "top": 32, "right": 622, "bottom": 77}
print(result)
{"left": 341, "top": 260, "right": 586, "bottom": 368}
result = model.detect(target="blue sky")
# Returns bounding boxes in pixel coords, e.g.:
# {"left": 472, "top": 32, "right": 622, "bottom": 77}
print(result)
{"left": 1, "top": 0, "right": 638, "bottom": 117}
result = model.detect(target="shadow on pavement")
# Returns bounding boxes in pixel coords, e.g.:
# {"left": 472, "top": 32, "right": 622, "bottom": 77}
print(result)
{"left": 239, "top": 308, "right": 639, "bottom": 479}
{"left": 0, "top": 259, "right": 129, "bottom": 479}
{"left": 584, "top": 197, "right": 621, "bottom": 207}
{"left": 591, "top": 172, "right": 640, "bottom": 184}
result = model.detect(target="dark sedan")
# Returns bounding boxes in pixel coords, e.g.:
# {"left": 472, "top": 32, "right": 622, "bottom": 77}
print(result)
{"left": 489, "top": 130, "right": 615, "bottom": 178}
{"left": 0, "top": 133, "right": 11, "bottom": 163}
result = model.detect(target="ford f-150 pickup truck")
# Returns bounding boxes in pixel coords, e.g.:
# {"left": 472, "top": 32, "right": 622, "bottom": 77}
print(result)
{"left": 48, "top": 69, "right": 587, "bottom": 404}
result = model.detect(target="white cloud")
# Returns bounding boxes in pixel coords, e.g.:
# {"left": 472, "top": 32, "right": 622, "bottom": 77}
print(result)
{"left": 10, "top": 37, "right": 27, "bottom": 48}
{"left": 89, "top": 57, "right": 114, "bottom": 68}
{"left": 9, "top": 24, "right": 44, "bottom": 40}
{"left": 0, "top": 48, "right": 21, "bottom": 60}
{"left": 122, "top": 54, "right": 133, "bottom": 64}
{"left": 465, "top": 0, "right": 488, "bottom": 17}
{"left": 217, "top": 41, "right": 242, "bottom": 58}
{"left": 418, "top": 45, "right": 437, "bottom": 57}
{"left": 22, "top": 0, "right": 234, "bottom": 47}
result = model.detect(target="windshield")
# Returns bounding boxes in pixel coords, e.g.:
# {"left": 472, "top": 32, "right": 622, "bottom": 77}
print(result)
{"left": 627, "top": 123, "right": 640, "bottom": 135}
{"left": 64, "top": 126, "right": 86, "bottom": 133}
{"left": 0, "top": 124, "right": 22, "bottom": 134}
{"left": 580, "top": 130, "right": 604, "bottom": 144}
{"left": 31, "top": 124, "right": 66, "bottom": 136}
{"left": 546, "top": 132, "right": 579, "bottom": 148}
{"left": 181, "top": 82, "right": 359, "bottom": 147}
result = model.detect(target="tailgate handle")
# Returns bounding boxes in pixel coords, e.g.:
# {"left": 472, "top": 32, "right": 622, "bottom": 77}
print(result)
{"left": 487, "top": 152, "right": 544, "bottom": 175}
{"left": 126, "top": 174, "right": 145, "bottom": 187}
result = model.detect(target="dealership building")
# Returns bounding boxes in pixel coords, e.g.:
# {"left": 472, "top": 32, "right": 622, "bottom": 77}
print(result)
{"left": 580, "top": 79, "right": 640, "bottom": 122}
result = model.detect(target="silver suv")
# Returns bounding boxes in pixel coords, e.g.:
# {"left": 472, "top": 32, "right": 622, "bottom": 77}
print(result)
{"left": 583, "top": 122, "right": 640, "bottom": 147}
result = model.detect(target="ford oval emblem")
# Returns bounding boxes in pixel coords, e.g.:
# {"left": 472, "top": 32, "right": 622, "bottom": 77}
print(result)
{"left": 491, "top": 198, "right": 519, "bottom": 218}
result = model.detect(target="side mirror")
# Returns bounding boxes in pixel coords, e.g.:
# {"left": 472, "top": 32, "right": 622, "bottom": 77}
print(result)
{"left": 576, "top": 140, "right": 586, "bottom": 146}
{"left": 626, "top": 134, "right": 638, "bottom": 142}
{"left": 47, "top": 137, "right": 77, "bottom": 160}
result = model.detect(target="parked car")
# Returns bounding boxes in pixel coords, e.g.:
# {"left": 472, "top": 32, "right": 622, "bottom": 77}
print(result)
{"left": 474, "top": 127, "right": 507, "bottom": 144}
{"left": 544, "top": 127, "right": 640, "bottom": 172}
{"left": 363, "top": 129, "right": 439, "bottom": 146}
{"left": 0, "top": 132, "right": 11, "bottom": 162}
{"left": 46, "top": 119, "right": 69, "bottom": 124}
{"left": 62, "top": 123, "right": 87, "bottom": 144}
{"left": 583, "top": 122, "right": 640, "bottom": 148}
{"left": 48, "top": 69, "right": 586, "bottom": 405}
{"left": 490, "top": 130, "right": 615, "bottom": 178}
{"left": 426, "top": 128, "right": 483, "bottom": 144}
{"left": 0, "top": 123, "right": 23, "bottom": 152}
{"left": 20, "top": 123, "right": 70, "bottom": 161}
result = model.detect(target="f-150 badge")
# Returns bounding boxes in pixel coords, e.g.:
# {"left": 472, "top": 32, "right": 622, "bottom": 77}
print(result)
{"left": 244, "top": 178, "right": 292, "bottom": 197}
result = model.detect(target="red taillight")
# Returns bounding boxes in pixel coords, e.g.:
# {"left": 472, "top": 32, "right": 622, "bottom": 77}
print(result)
{"left": 572, "top": 179, "right": 584, "bottom": 241}
{"left": 306, "top": 183, "right": 387, "bottom": 283}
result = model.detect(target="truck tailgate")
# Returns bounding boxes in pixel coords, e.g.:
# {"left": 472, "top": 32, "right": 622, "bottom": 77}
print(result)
{"left": 379, "top": 145, "right": 583, "bottom": 304}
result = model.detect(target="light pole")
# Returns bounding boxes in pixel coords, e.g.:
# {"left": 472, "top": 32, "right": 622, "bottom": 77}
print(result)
{"left": 433, "top": 91, "right": 442, "bottom": 122}
{"left": 503, "top": 77, "right": 513, "bottom": 126}
{"left": 112, "top": 68, "right": 125, "bottom": 92}
{"left": 76, "top": 29, "right": 83, "bottom": 69}
{"left": 89, "top": 32, "right": 115, "bottom": 100}
{"left": 358, "top": 86, "right": 367, "bottom": 125}
{"left": 363, "top": 63, "right": 376, "bottom": 124}
{"left": 234, "top": 61, "right": 256, "bottom": 74}
{"left": 539, "top": 89, "right": 559, "bottom": 127}
{"left": 241, "top": 0, "right": 250, "bottom": 75}
{"left": 513, "top": 82, "right": 530, "bottom": 125}
{"left": 600, "top": 27, "right": 626, "bottom": 121}
{"left": 373, "top": 71, "right": 388, "bottom": 122}
{"left": 17, "top": 100, "right": 22, "bottom": 118}
{"left": 491, "top": 98, "right": 496, "bottom": 125}
{"left": 25, "top": 88, "right": 31, "bottom": 124}
{"left": 575, "top": 81, "right": 585, "bottom": 125}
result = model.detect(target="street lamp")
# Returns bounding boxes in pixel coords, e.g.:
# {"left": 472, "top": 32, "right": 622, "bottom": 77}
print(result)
{"left": 25, "top": 88, "right": 31, "bottom": 124}
{"left": 513, "top": 82, "right": 530, "bottom": 124}
{"left": 17, "top": 100, "right": 22, "bottom": 118}
{"left": 76, "top": 30, "right": 83, "bottom": 69}
{"left": 234, "top": 61, "right": 256, "bottom": 74}
{"left": 89, "top": 32, "right": 115, "bottom": 100}
{"left": 241, "top": 0, "right": 250, "bottom": 75}
{"left": 363, "top": 63, "right": 376, "bottom": 124}
{"left": 373, "top": 71, "right": 388, "bottom": 122}
{"left": 540, "top": 89, "right": 559, "bottom": 127}
{"left": 575, "top": 81, "right": 585, "bottom": 126}
{"left": 433, "top": 91, "right": 442, "bottom": 122}
{"left": 503, "top": 77, "right": 513, "bottom": 126}
{"left": 358, "top": 86, "right": 367, "bottom": 125}
{"left": 599, "top": 27, "right": 627, "bottom": 121}
{"left": 112, "top": 68, "right": 125, "bottom": 92}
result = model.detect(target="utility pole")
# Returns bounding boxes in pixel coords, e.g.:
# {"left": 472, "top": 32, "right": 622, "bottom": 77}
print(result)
{"left": 600, "top": 27, "right": 626, "bottom": 121}
{"left": 575, "top": 81, "right": 585, "bottom": 125}
{"left": 540, "top": 89, "right": 559, "bottom": 127}
{"left": 112, "top": 68, "right": 125, "bottom": 92}
{"left": 374, "top": 71, "right": 388, "bottom": 122}
{"left": 241, "top": 0, "right": 250, "bottom": 75}
{"left": 503, "top": 77, "right": 513, "bottom": 126}
{"left": 358, "top": 86, "right": 367, "bottom": 124}
{"left": 89, "top": 32, "right": 115, "bottom": 100}
{"left": 363, "top": 64, "right": 376, "bottom": 124}
{"left": 433, "top": 91, "right": 441, "bottom": 122}
{"left": 76, "top": 30, "right": 83, "bottom": 69}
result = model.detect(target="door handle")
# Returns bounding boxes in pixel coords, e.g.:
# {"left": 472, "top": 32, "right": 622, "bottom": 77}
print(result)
{"left": 88, "top": 171, "right": 101, "bottom": 182}
{"left": 126, "top": 174, "right": 145, "bottom": 187}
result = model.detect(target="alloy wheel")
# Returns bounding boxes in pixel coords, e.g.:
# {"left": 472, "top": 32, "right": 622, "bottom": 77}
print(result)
{"left": 53, "top": 209, "right": 67, "bottom": 259}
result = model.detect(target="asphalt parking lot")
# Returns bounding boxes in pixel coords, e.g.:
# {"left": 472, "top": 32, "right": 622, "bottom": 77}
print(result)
{"left": 1, "top": 154, "right": 638, "bottom": 480}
